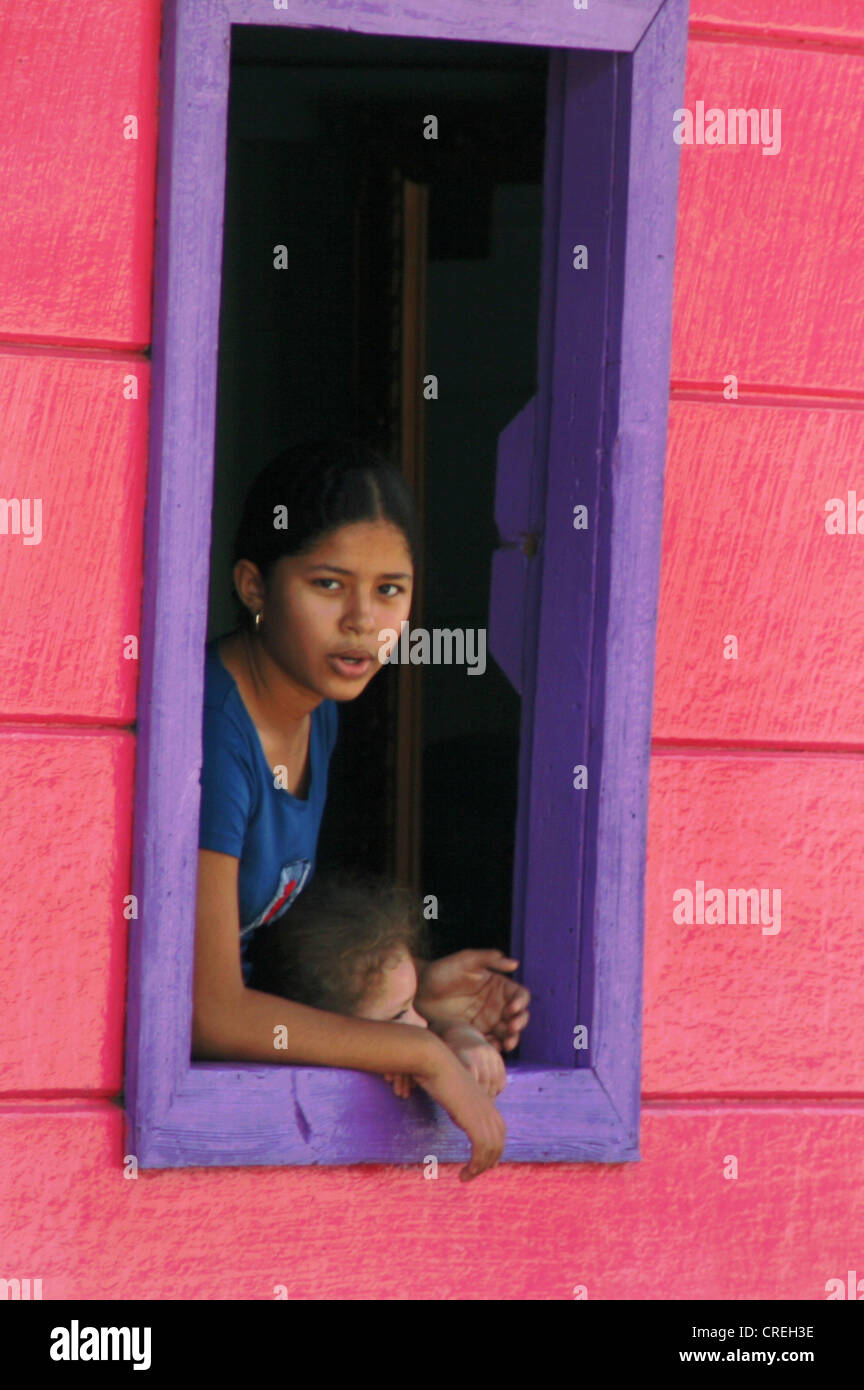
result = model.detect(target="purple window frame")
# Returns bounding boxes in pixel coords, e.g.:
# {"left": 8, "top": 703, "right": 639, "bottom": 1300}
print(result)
{"left": 125, "top": 0, "right": 688, "bottom": 1167}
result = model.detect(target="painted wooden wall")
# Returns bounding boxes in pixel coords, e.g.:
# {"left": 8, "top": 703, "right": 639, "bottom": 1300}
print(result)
{"left": 1, "top": 0, "right": 862, "bottom": 1299}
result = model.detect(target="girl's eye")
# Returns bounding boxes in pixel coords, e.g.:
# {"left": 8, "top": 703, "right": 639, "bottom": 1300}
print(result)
{"left": 312, "top": 578, "right": 405, "bottom": 597}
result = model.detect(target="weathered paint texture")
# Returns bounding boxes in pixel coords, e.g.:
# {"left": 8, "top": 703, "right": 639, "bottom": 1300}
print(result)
{"left": 1, "top": 0, "right": 862, "bottom": 1298}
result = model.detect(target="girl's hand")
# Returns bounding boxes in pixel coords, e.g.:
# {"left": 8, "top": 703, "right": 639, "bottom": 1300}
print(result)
{"left": 383, "top": 1072, "right": 414, "bottom": 1099}
{"left": 415, "top": 949, "right": 530, "bottom": 1054}
{"left": 453, "top": 1040, "right": 506, "bottom": 1099}
{"left": 412, "top": 1036, "right": 506, "bottom": 1181}
{"left": 436, "top": 1022, "right": 507, "bottom": 1098}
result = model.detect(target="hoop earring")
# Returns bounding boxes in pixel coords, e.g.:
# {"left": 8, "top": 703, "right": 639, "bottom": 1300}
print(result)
{"left": 254, "top": 611, "right": 263, "bottom": 631}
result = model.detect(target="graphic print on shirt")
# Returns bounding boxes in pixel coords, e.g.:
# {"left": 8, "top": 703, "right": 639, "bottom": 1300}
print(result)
{"left": 241, "top": 857, "right": 313, "bottom": 936}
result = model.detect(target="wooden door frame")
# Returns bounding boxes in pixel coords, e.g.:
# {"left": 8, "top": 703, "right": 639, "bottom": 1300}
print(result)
{"left": 395, "top": 176, "right": 428, "bottom": 892}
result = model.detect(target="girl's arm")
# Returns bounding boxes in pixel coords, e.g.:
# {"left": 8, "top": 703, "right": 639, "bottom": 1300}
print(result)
{"left": 194, "top": 851, "right": 431, "bottom": 1071}
{"left": 192, "top": 850, "right": 505, "bottom": 1179}
{"left": 412, "top": 949, "right": 530, "bottom": 1052}
{"left": 432, "top": 1021, "right": 507, "bottom": 1099}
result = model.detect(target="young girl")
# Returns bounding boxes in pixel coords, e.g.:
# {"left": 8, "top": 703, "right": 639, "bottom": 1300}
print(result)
{"left": 245, "top": 868, "right": 507, "bottom": 1100}
{"left": 194, "top": 437, "right": 528, "bottom": 1181}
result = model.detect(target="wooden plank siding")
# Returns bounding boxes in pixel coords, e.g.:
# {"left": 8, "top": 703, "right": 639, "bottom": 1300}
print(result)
{"left": 1, "top": 1104, "right": 862, "bottom": 1299}
{"left": 690, "top": 0, "right": 864, "bottom": 44}
{"left": 670, "top": 41, "right": 864, "bottom": 392}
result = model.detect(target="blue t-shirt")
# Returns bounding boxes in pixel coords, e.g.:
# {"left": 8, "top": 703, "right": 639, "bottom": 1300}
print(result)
{"left": 198, "top": 637, "right": 339, "bottom": 982}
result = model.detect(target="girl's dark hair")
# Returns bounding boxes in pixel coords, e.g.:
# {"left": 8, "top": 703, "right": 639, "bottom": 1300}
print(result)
{"left": 230, "top": 436, "right": 422, "bottom": 630}
{"left": 245, "top": 868, "right": 428, "bottom": 1016}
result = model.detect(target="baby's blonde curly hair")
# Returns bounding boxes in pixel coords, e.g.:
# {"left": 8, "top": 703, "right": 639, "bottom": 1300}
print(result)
{"left": 245, "top": 867, "right": 428, "bottom": 1015}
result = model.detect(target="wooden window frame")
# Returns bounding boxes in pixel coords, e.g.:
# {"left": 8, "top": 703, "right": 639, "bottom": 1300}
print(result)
{"left": 125, "top": 0, "right": 688, "bottom": 1167}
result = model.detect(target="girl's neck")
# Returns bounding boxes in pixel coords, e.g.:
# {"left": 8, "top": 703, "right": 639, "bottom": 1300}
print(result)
{"left": 222, "top": 627, "right": 318, "bottom": 732}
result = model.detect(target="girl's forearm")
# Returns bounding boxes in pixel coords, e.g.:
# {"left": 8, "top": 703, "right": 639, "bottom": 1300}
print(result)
{"left": 411, "top": 955, "right": 452, "bottom": 1029}
{"left": 192, "top": 985, "right": 445, "bottom": 1076}
{"left": 434, "top": 1020, "right": 488, "bottom": 1049}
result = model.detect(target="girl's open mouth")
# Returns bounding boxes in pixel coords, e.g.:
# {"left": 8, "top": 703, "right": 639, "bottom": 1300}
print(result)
{"left": 328, "top": 654, "right": 373, "bottom": 679}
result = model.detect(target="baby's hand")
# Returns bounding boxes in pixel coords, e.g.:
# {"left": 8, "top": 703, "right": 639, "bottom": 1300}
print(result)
{"left": 383, "top": 1073, "right": 414, "bottom": 1099}
{"left": 439, "top": 1024, "right": 507, "bottom": 1098}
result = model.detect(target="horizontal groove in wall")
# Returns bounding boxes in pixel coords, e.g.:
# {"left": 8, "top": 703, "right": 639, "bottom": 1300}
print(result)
{"left": 0, "top": 338, "right": 150, "bottom": 358}
{"left": 652, "top": 740, "right": 864, "bottom": 757}
{"left": 2, "top": 1095, "right": 861, "bottom": 1119}
{"left": 644, "top": 1095, "right": 864, "bottom": 1108}
{"left": 0, "top": 720, "right": 136, "bottom": 735}
{"left": 0, "top": 1097, "right": 121, "bottom": 1113}
{"left": 671, "top": 383, "right": 864, "bottom": 412}
{"left": 689, "top": 20, "right": 864, "bottom": 57}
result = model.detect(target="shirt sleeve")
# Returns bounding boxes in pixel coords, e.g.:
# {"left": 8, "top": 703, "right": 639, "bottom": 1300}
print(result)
{"left": 198, "top": 704, "right": 256, "bottom": 857}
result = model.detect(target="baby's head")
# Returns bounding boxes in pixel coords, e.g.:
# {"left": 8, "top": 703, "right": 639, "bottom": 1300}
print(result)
{"left": 245, "top": 868, "right": 429, "bottom": 1026}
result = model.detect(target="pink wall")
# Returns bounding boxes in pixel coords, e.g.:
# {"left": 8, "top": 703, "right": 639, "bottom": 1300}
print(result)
{"left": 1, "top": 0, "right": 862, "bottom": 1299}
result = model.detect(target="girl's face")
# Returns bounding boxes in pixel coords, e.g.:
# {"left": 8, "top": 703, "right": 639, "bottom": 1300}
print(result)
{"left": 354, "top": 949, "right": 428, "bottom": 1028}
{"left": 256, "top": 519, "right": 413, "bottom": 702}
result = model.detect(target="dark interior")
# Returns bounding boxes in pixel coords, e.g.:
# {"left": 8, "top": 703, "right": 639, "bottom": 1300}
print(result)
{"left": 207, "top": 24, "right": 547, "bottom": 957}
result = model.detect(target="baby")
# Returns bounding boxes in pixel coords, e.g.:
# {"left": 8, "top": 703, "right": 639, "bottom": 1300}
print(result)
{"left": 244, "top": 868, "right": 506, "bottom": 1098}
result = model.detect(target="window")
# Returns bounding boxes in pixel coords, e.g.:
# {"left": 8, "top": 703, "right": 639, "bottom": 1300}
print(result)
{"left": 126, "top": 0, "right": 688, "bottom": 1167}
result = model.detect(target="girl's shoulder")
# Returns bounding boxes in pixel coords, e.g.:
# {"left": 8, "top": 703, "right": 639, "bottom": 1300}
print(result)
{"left": 204, "top": 636, "right": 237, "bottom": 709}
{"left": 202, "top": 639, "right": 258, "bottom": 772}
{"left": 204, "top": 634, "right": 338, "bottom": 755}
{"left": 204, "top": 636, "right": 257, "bottom": 738}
